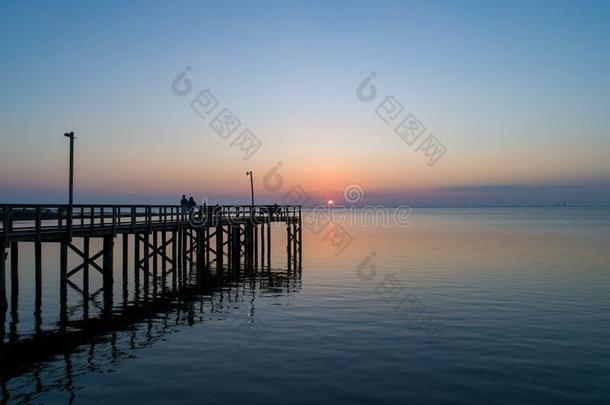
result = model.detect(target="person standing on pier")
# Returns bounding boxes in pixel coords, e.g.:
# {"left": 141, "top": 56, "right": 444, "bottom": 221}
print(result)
{"left": 180, "top": 195, "right": 188, "bottom": 214}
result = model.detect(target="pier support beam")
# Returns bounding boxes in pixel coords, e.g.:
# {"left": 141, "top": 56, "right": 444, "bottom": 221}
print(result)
{"left": 287, "top": 225, "right": 292, "bottom": 270}
{"left": 172, "top": 231, "right": 177, "bottom": 291}
{"left": 83, "top": 237, "right": 90, "bottom": 303}
{"left": 102, "top": 235, "right": 114, "bottom": 317}
{"left": 245, "top": 223, "right": 254, "bottom": 270}
{"left": 153, "top": 232, "right": 158, "bottom": 296}
{"left": 144, "top": 234, "right": 150, "bottom": 297}
{"left": 260, "top": 223, "right": 265, "bottom": 269}
{"left": 253, "top": 223, "right": 258, "bottom": 270}
{"left": 0, "top": 286, "right": 5, "bottom": 351}
{"left": 60, "top": 241, "right": 68, "bottom": 329}
{"left": 180, "top": 228, "right": 188, "bottom": 274}
{"left": 188, "top": 230, "right": 194, "bottom": 271}
{"left": 267, "top": 223, "right": 271, "bottom": 269}
{"left": 0, "top": 248, "right": 6, "bottom": 309}
{"left": 231, "top": 225, "right": 241, "bottom": 271}
{"left": 176, "top": 228, "right": 182, "bottom": 281}
{"left": 161, "top": 231, "right": 167, "bottom": 293}
{"left": 122, "top": 234, "right": 128, "bottom": 304}
{"left": 10, "top": 243, "right": 18, "bottom": 308}
{"left": 292, "top": 224, "right": 298, "bottom": 268}
{"left": 205, "top": 227, "right": 210, "bottom": 268}
{"left": 35, "top": 241, "right": 42, "bottom": 312}
{"left": 134, "top": 233, "right": 140, "bottom": 294}
{"left": 216, "top": 226, "right": 224, "bottom": 270}
{"left": 196, "top": 229, "right": 203, "bottom": 272}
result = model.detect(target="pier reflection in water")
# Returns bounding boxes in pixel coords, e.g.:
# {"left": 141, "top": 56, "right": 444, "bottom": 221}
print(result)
{"left": 0, "top": 227, "right": 302, "bottom": 404}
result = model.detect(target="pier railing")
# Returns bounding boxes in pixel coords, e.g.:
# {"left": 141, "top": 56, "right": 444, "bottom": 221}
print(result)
{"left": 0, "top": 204, "right": 301, "bottom": 243}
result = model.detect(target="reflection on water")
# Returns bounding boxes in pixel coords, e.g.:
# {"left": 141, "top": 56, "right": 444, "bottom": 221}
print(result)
{"left": 0, "top": 227, "right": 301, "bottom": 403}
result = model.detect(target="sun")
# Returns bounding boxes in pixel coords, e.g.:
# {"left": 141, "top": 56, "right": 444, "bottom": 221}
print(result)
{"left": 328, "top": 199, "right": 334, "bottom": 205}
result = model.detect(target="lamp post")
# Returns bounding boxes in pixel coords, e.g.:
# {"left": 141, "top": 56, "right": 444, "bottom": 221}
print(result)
{"left": 246, "top": 171, "right": 254, "bottom": 207}
{"left": 64, "top": 131, "right": 75, "bottom": 238}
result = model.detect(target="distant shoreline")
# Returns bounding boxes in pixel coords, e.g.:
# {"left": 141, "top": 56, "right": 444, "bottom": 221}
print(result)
{"left": 302, "top": 205, "right": 610, "bottom": 209}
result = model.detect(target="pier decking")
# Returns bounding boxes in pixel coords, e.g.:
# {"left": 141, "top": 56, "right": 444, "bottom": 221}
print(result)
{"left": 0, "top": 204, "right": 303, "bottom": 311}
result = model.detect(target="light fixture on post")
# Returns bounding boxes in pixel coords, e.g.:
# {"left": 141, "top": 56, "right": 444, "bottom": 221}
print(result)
{"left": 64, "top": 131, "right": 75, "bottom": 239}
{"left": 246, "top": 171, "right": 254, "bottom": 207}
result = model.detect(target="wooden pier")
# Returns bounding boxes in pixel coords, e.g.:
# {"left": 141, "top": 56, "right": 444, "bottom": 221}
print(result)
{"left": 0, "top": 204, "right": 302, "bottom": 314}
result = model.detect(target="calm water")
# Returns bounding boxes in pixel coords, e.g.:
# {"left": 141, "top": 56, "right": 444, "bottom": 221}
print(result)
{"left": 2, "top": 207, "right": 610, "bottom": 404}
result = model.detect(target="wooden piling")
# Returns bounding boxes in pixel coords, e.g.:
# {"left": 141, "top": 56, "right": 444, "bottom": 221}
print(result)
{"left": 60, "top": 240, "right": 68, "bottom": 327}
{"left": 83, "top": 236, "right": 90, "bottom": 300}
{"left": 102, "top": 235, "right": 114, "bottom": 311}
{"left": 122, "top": 234, "right": 128, "bottom": 303}
{"left": 266, "top": 223, "right": 271, "bottom": 269}
{"left": 216, "top": 226, "right": 224, "bottom": 270}
{"left": 0, "top": 248, "right": 6, "bottom": 309}
{"left": 10, "top": 242, "right": 17, "bottom": 307}
{"left": 161, "top": 231, "right": 167, "bottom": 293}
{"left": 0, "top": 285, "right": 5, "bottom": 349}
{"left": 287, "top": 225, "right": 292, "bottom": 269}
{"left": 134, "top": 233, "right": 140, "bottom": 290}
{"left": 188, "top": 230, "right": 194, "bottom": 270}
{"left": 171, "top": 230, "right": 177, "bottom": 291}
{"left": 35, "top": 241, "right": 41, "bottom": 310}
{"left": 205, "top": 227, "right": 210, "bottom": 268}
{"left": 196, "top": 229, "right": 203, "bottom": 272}
{"left": 227, "top": 227, "right": 232, "bottom": 270}
{"left": 254, "top": 224, "right": 258, "bottom": 270}
{"left": 143, "top": 233, "right": 150, "bottom": 297}
{"left": 260, "top": 222, "right": 265, "bottom": 269}
{"left": 292, "top": 224, "right": 297, "bottom": 267}
{"left": 231, "top": 225, "right": 241, "bottom": 271}
{"left": 181, "top": 229, "right": 187, "bottom": 276}
{"left": 153, "top": 231, "right": 158, "bottom": 295}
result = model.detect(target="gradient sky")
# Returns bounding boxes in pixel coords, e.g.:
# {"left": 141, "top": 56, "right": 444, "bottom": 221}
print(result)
{"left": 1, "top": 0, "right": 609, "bottom": 205}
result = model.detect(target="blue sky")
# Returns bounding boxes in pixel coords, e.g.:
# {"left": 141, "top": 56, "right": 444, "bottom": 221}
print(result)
{"left": 1, "top": 0, "right": 609, "bottom": 205}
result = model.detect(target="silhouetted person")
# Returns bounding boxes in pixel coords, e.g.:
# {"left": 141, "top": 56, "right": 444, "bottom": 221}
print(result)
{"left": 188, "top": 196, "right": 196, "bottom": 208}
{"left": 180, "top": 194, "right": 188, "bottom": 209}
